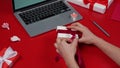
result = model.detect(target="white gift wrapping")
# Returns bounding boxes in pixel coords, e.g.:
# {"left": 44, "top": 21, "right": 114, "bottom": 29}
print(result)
{"left": 66, "top": 0, "right": 113, "bottom": 14}
{"left": 57, "top": 26, "right": 79, "bottom": 39}
{"left": 0, "top": 47, "right": 18, "bottom": 68}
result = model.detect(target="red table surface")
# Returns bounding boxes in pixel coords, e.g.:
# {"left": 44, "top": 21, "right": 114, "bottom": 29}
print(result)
{"left": 0, "top": 0, "right": 120, "bottom": 68}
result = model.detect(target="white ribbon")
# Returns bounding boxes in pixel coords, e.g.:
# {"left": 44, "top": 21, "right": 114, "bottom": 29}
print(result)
{"left": 0, "top": 47, "right": 17, "bottom": 68}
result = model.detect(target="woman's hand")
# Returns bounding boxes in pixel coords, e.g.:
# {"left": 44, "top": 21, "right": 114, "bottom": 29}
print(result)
{"left": 68, "top": 22, "right": 99, "bottom": 44}
{"left": 54, "top": 38, "right": 79, "bottom": 68}
{"left": 54, "top": 38, "right": 78, "bottom": 60}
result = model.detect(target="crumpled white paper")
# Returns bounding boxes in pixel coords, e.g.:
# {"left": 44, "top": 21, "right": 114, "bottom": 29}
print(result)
{"left": 1, "top": 22, "right": 10, "bottom": 30}
{"left": 10, "top": 36, "right": 21, "bottom": 42}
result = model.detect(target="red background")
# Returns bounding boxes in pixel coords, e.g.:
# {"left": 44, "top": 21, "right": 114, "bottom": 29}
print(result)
{"left": 0, "top": 0, "right": 120, "bottom": 68}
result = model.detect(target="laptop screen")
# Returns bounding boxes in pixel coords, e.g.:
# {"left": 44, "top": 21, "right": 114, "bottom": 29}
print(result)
{"left": 13, "top": 0, "right": 46, "bottom": 10}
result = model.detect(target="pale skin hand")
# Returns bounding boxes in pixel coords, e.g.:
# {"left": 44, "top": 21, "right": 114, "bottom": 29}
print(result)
{"left": 68, "top": 22, "right": 120, "bottom": 66}
{"left": 54, "top": 22, "right": 120, "bottom": 67}
{"left": 68, "top": 22, "right": 98, "bottom": 44}
{"left": 54, "top": 38, "right": 79, "bottom": 68}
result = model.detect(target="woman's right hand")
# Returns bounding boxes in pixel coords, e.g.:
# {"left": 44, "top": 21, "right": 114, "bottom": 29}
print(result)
{"left": 68, "top": 22, "right": 99, "bottom": 44}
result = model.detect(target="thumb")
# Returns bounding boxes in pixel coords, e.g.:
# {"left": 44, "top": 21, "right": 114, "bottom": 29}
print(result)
{"left": 71, "top": 38, "right": 78, "bottom": 47}
{"left": 78, "top": 38, "right": 85, "bottom": 43}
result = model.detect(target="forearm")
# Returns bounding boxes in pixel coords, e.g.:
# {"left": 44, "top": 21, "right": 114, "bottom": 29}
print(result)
{"left": 64, "top": 56, "right": 79, "bottom": 68}
{"left": 93, "top": 37, "right": 120, "bottom": 66}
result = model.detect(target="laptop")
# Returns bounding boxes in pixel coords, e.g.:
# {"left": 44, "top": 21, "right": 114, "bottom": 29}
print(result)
{"left": 12, "top": 0, "right": 82, "bottom": 37}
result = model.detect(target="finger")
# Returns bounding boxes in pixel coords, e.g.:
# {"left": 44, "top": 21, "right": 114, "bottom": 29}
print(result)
{"left": 54, "top": 43, "right": 58, "bottom": 48}
{"left": 62, "top": 38, "right": 72, "bottom": 42}
{"left": 71, "top": 28, "right": 77, "bottom": 31}
{"left": 67, "top": 26, "right": 78, "bottom": 31}
{"left": 56, "top": 38, "right": 61, "bottom": 44}
{"left": 68, "top": 26, "right": 84, "bottom": 32}
{"left": 61, "top": 38, "right": 69, "bottom": 45}
{"left": 78, "top": 38, "right": 85, "bottom": 43}
{"left": 67, "top": 39, "right": 72, "bottom": 43}
{"left": 71, "top": 22, "right": 85, "bottom": 28}
{"left": 56, "top": 49, "right": 60, "bottom": 53}
{"left": 71, "top": 38, "right": 78, "bottom": 47}
{"left": 70, "top": 22, "right": 80, "bottom": 26}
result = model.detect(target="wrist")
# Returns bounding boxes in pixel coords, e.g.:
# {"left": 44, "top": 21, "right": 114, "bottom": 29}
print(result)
{"left": 64, "top": 55, "right": 75, "bottom": 64}
{"left": 92, "top": 36, "right": 104, "bottom": 46}
{"left": 64, "top": 57, "right": 79, "bottom": 68}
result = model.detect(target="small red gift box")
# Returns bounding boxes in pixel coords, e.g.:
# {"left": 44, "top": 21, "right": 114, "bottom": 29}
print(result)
{"left": 0, "top": 47, "right": 19, "bottom": 68}
{"left": 57, "top": 26, "right": 79, "bottom": 40}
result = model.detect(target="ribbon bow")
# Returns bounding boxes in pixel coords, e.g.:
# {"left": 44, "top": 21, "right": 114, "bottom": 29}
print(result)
{"left": 0, "top": 47, "right": 17, "bottom": 68}
{"left": 83, "top": 0, "right": 108, "bottom": 10}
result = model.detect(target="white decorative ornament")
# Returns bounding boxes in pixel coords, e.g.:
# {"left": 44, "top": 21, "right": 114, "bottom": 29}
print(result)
{"left": 1, "top": 22, "right": 10, "bottom": 30}
{"left": 10, "top": 36, "right": 21, "bottom": 42}
{"left": 70, "top": 12, "right": 78, "bottom": 21}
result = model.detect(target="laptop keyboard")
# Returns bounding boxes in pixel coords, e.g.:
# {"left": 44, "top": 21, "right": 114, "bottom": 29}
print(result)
{"left": 19, "top": 1, "right": 71, "bottom": 25}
